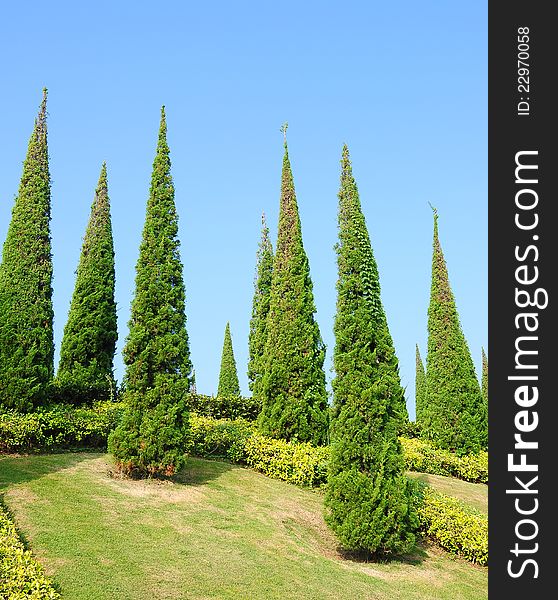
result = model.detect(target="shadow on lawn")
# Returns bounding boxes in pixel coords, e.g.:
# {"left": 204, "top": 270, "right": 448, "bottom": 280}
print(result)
{"left": 338, "top": 539, "right": 429, "bottom": 567}
{"left": 0, "top": 452, "right": 96, "bottom": 491}
{"left": 175, "top": 456, "right": 235, "bottom": 487}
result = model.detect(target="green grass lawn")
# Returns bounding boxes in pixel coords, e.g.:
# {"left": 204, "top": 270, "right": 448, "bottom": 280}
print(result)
{"left": 0, "top": 453, "right": 487, "bottom": 600}
{"left": 407, "top": 472, "right": 488, "bottom": 515}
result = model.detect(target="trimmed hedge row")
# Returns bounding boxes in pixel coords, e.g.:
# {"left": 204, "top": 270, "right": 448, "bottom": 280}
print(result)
{"left": 0, "top": 502, "right": 61, "bottom": 599}
{"left": 418, "top": 487, "right": 488, "bottom": 565}
{"left": 0, "top": 405, "right": 488, "bottom": 484}
{"left": 400, "top": 437, "right": 488, "bottom": 484}
{"left": 185, "top": 394, "right": 261, "bottom": 421}
{"left": 0, "top": 402, "right": 125, "bottom": 453}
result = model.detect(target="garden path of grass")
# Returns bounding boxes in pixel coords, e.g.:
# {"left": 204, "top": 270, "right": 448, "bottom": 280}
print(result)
{"left": 0, "top": 453, "right": 487, "bottom": 600}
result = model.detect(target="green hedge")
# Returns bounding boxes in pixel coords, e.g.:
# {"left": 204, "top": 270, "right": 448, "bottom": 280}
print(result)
{"left": 0, "top": 502, "right": 61, "bottom": 599}
{"left": 400, "top": 437, "right": 488, "bottom": 484}
{"left": 185, "top": 393, "right": 261, "bottom": 421}
{"left": 0, "top": 402, "right": 125, "bottom": 453}
{"left": 190, "top": 414, "right": 256, "bottom": 463}
{"left": 418, "top": 487, "right": 488, "bottom": 565}
{"left": 244, "top": 434, "right": 330, "bottom": 487}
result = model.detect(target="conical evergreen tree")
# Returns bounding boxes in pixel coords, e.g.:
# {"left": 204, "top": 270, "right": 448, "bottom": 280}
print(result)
{"left": 247, "top": 213, "right": 274, "bottom": 394}
{"left": 257, "top": 128, "right": 328, "bottom": 445}
{"left": 108, "top": 107, "right": 192, "bottom": 477}
{"left": 324, "top": 145, "right": 417, "bottom": 557}
{"left": 0, "top": 90, "right": 54, "bottom": 411}
{"left": 423, "top": 209, "right": 486, "bottom": 454}
{"left": 217, "top": 322, "right": 240, "bottom": 397}
{"left": 481, "top": 347, "right": 488, "bottom": 407}
{"left": 415, "top": 345, "right": 426, "bottom": 424}
{"left": 56, "top": 163, "right": 117, "bottom": 404}
{"left": 480, "top": 347, "right": 488, "bottom": 449}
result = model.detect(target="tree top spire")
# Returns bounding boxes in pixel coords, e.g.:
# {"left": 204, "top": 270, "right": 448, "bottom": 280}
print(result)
{"left": 280, "top": 122, "right": 288, "bottom": 145}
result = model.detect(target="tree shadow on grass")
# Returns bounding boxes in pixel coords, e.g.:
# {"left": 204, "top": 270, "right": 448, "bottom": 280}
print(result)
{"left": 338, "top": 539, "right": 429, "bottom": 567}
{"left": 175, "top": 456, "right": 235, "bottom": 487}
{"left": 0, "top": 451, "right": 97, "bottom": 491}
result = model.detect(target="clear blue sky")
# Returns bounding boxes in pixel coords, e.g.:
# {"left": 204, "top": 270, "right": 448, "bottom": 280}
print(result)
{"left": 0, "top": 1, "right": 487, "bottom": 419}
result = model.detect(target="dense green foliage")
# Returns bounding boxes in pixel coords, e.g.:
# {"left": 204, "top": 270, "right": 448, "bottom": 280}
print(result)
{"left": 217, "top": 323, "right": 240, "bottom": 397}
{"left": 325, "top": 146, "right": 416, "bottom": 557}
{"left": 56, "top": 164, "right": 117, "bottom": 405}
{"left": 422, "top": 211, "right": 486, "bottom": 454}
{"left": 185, "top": 393, "right": 261, "bottom": 421}
{"left": 258, "top": 137, "right": 328, "bottom": 445}
{"left": 0, "top": 503, "right": 60, "bottom": 599}
{"left": 414, "top": 345, "right": 426, "bottom": 424}
{"left": 0, "top": 90, "right": 54, "bottom": 412}
{"left": 247, "top": 214, "right": 274, "bottom": 394}
{"left": 0, "top": 402, "right": 125, "bottom": 453}
{"left": 189, "top": 414, "right": 256, "bottom": 463}
{"left": 418, "top": 487, "right": 488, "bottom": 565}
{"left": 108, "top": 108, "right": 192, "bottom": 477}
{"left": 400, "top": 437, "right": 488, "bottom": 484}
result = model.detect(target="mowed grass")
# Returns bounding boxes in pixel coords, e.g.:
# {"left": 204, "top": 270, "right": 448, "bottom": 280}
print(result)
{"left": 407, "top": 472, "right": 488, "bottom": 515}
{"left": 0, "top": 454, "right": 487, "bottom": 600}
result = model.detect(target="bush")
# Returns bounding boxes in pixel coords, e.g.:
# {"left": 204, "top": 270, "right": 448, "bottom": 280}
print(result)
{"left": 0, "top": 402, "right": 124, "bottom": 453}
{"left": 0, "top": 502, "right": 60, "bottom": 599}
{"left": 400, "top": 437, "right": 488, "bottom": 484}
{"left": 190, "top": 414, "right": 255, "bottom": 463}
{"left": 244, "top": 434, "right": 330, "bottom": 487}
{"left": 185, "top": 393, "right": 261, "bottom": 421}
{"left": 418, "top": 487, "right": 488, "bottom": 565}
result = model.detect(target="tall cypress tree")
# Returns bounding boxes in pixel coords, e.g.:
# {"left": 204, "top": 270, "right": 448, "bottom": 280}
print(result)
{"left": 0, "top": 90, "right": 54, "bottom": 411}
{"left": 247, "top": 213, "right": 274, "bottom": 394}
{"left": 258, "top": 128, "right": 328, "bottom": 445}
{"left": 217, "top": 322, "right": 240, "bottom": 397}
{"left": 415, "top": 344, "right": 426, "bottom": 424}
{"left": 108, "top": 107, "right": 192, "bottom": 477}
{"left": 423, "top": 209, "right": 486, "bottom": 454}
{"left": 324, "top": 145, "right": 416, "bottom": 557}
{"left": 56, "top": 163, "right": 117, "bottom": 404}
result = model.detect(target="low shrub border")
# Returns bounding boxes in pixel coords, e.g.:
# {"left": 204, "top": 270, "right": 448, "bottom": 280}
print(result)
{"left": 400, "top": 437, "right": 488, "bottom": 484}
{"left": 185, "top": 394, "right": 261, "bottom": 421}
{"left": 0, "top": 502, "right": 61, "bottom": 599}
{"left": 417, "top": 487, "right": 488, "bottom": 566}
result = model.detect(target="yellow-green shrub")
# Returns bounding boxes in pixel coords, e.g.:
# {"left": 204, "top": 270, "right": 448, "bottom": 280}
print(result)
{"left": 244, "top": 434, "right": 330, "bottom": 487}
{"left": 418, "top": 487, "right": 488, "bottom": 565}
{"left": 400, "top": 437, "right": 488, "bottom": 484}
{"left": 0, "top": 503, "right": 60, "bottom": 599}
{"left": 189, "top": 415, "right": 255, "bottom": 462}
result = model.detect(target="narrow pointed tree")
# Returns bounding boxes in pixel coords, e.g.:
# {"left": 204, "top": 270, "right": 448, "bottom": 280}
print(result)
{"left": 480, "top": 347, "right": 488, "bottom": 449}
{"left": 481, "top": 347, "right": 488, "bottom": 407}
{"left": 423, "top": 209, "right": 486, "bottom": 454}
{"left": 0, "top": 90, "right": 54, "bottom": 411}
{"left": 257, "top": 129, "right": 328, "bottom": 445}
{"left": 217, "top": 322, "right": 240, "bottom": 397}
{"left": 108, "top": 107, "right": 193, "bottom": 477}
{"left": 325, "top": 145, "right": 417, "bottom": 557}
{"left": 247, "top": 213, "right": 274, "bottom": 394}
{"left": 415, "top": 345, "right": 427, "bottom": 424}
{"left": 56, "top": 163, "right": 117, "bottom": 404}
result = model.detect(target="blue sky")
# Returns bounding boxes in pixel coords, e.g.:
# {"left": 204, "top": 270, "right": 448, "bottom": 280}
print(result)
{"left": 0, "top": 1, "right": 487, "bottom": 419}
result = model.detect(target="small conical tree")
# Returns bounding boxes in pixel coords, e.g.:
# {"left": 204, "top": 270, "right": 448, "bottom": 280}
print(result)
{"left": 257, "top": 127, "right": 328, "bottom": 445}
{"left": 480, "top": 347, "right": 488, "bottom": 449}
{"left": 415, "top": 345, "right": 426, "bottom": 424}
{"left": 56, "top": 163, "right": 117, "bottom": 404}
{"left": 217, "top": 322, "right": 240, "bottom": 397}
{"left": 0, "top": 89, "right": 54, "bottom": 411}
{"left": 423, "top": 209, "right": 486, "bottom": 454}
{"left": 325, "top": 145, "right": 417, "bottom": 557}
{"left": 481, "top": 347, "right": 488, "bottom": 407}
{"left": 247, "top": 213, "right": 274, "bottom": 395}
{"left": 108, "top": 107, "right": 193, "bottom": 477}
